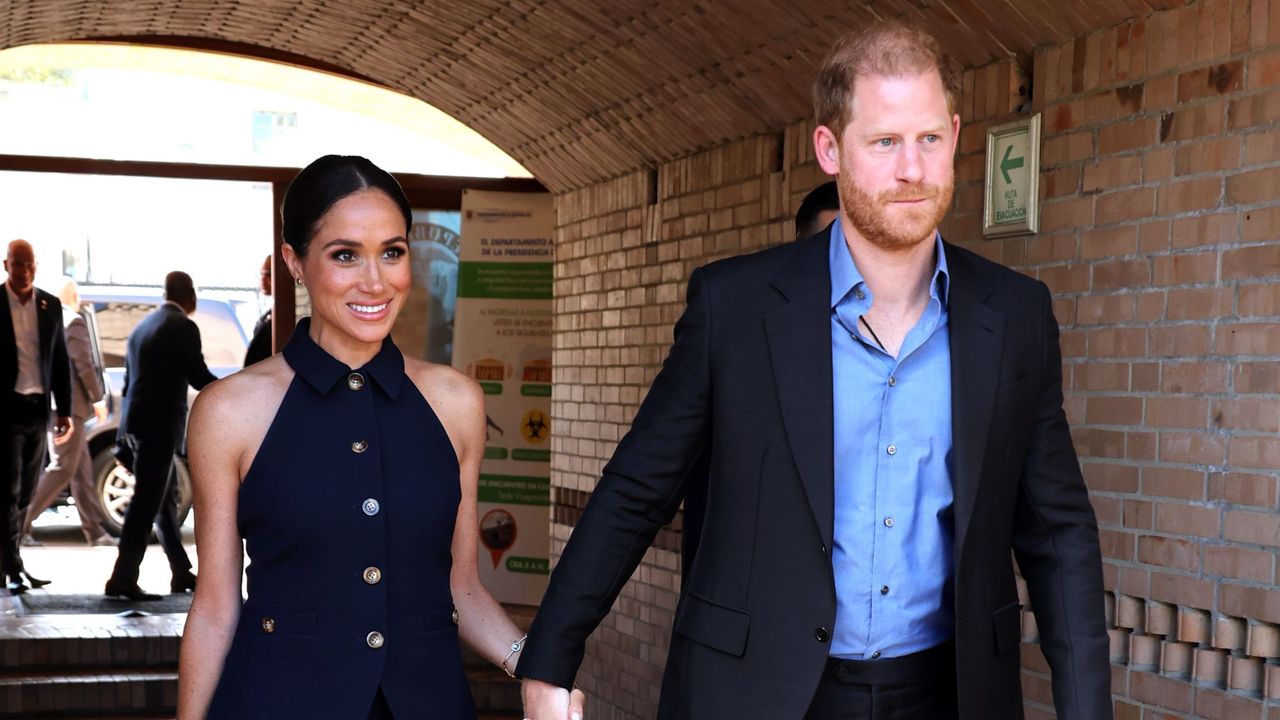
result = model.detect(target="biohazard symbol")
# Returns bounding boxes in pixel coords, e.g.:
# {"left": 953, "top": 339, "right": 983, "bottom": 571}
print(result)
{"left": 520, "top": 409, "right": 550, "bottom": 444}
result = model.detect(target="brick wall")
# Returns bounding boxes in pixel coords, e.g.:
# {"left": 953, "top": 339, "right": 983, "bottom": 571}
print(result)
{"left": 550, "top": 1, "right": 1280, "bottom": 717}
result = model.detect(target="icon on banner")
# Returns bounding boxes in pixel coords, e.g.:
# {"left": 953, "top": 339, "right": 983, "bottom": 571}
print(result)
{"left": 479, "top": 509, "right": 517, "bottom": 568}
{"left": 520, "top": 410, "right": 550, "bottom": 444}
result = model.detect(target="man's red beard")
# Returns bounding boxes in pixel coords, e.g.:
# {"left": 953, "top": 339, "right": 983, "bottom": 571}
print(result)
{"left": 838, "top": 172, "right": 954, "bottom": 251}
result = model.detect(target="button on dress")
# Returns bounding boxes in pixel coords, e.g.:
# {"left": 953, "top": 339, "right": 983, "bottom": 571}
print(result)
{"left": 207, "top": 319, "right": 475, "bottom": 719}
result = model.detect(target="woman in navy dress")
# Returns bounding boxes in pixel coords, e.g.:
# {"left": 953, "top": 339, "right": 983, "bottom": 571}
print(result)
{"left": 176, "top": 156, "right": 584, "bottom": 719}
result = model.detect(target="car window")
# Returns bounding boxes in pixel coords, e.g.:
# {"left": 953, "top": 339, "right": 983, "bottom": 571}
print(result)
{"left": 92, "top": 302, "right": 151, "bottom": 367}
{"left": 191, "top": 308, "right": 246, "bottom": 368}
{"left": 88, "top": 300, "right": 245, "bottom": 370}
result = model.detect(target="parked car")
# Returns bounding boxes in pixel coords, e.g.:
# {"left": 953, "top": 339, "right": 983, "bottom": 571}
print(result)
{"left": 73, "top": 286, "right": 249, "bottom": 535}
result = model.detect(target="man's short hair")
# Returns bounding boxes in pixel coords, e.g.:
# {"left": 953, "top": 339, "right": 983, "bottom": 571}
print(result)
{"left": 164, "top": 271, "right": 196, "bottom": 307}
{"left": 813, "top": 20, "right": 962, "bottom": 134}
{"left": 795, "top": 181, "right": 840, "bottom": 240}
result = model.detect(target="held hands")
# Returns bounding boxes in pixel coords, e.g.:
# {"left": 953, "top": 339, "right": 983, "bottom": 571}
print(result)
{"left": 521, "top": 678, "right": 585, "bottom": 720}
{"left": 52, "top": 416, "right": 74, "bottom": 446}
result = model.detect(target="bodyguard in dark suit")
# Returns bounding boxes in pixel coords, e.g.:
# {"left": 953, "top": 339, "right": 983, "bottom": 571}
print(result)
{"left": 1, "top": 239, "right": 72, "bottom": 595}
{"left": 105, "top": 271, "right": 215, "bottom": 601}
{"left": 519, "top": 22, "right": 1110, "bottom": 720}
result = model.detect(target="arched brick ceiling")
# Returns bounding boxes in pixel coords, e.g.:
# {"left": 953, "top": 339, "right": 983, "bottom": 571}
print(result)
{"left": 3, "top": 0, "right": 1182, "bottom": 192}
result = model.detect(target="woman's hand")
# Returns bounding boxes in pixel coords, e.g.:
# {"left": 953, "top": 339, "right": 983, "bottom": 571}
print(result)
{"left": 521, "top": 678, "right": 585, "bottom": 720}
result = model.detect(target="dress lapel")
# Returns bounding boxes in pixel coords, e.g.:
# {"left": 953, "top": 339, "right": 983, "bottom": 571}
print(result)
{"left": 944, "top": 243, "right": 1006, "bottom": 563}
{"left": 763, "top": 234, "right": 836, "bottom": 550}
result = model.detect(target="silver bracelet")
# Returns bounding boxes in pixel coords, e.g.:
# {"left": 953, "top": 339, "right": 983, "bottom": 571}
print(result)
{"left": 503, "top": 634, "right": 528, "bottom": 678}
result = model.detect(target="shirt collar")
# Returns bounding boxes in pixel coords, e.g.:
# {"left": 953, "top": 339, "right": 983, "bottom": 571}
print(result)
{"left": 282, "top": 317, "right": 404, "bottom": 398}
{"left": 5, "top": 282, "right": 34, "bottom": 308}
{"left": 828, "top": 217, "right": 950, "bottom": 310}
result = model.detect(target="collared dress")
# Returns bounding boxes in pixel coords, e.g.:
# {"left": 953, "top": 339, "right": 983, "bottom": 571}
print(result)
{"left": 207, "top": 318, "right": 475, "bottom": 719}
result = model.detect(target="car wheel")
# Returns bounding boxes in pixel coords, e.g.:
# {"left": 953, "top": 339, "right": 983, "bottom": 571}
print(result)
{"left": 91, "top": 448, "right": 194, "bottom": 537}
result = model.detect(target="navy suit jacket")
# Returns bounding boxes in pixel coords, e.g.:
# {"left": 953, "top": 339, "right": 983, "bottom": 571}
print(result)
{"left": 119, "top": 303, "right": 216, "bottom": 443}
{"left": 0, "top": 286, "right": 71, "bottom": 417}
{"left": 518, "top": 232, "right": 1111, "bottom": 720}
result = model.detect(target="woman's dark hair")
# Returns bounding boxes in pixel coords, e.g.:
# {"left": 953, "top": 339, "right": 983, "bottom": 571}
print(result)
{"left": 281, "top": 155, "right": 412, "bottom": 257}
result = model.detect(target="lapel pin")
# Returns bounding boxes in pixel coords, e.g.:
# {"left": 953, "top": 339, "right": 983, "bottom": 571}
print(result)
{"left": 39, "top": 298, "right": 47, "bottom": 310}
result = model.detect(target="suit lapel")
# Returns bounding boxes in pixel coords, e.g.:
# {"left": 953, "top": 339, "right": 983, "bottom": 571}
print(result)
{"left": 0, "top": 288, "right": 14, "bottom": 369}
{"left": 36, "top": 291, "right": 53, "bottom": 360}
{"left": 944, "top": 244, "right": 1005, "bottom": 562}
{"left": 764, "top": 234, "right": 836, "bottom": 550}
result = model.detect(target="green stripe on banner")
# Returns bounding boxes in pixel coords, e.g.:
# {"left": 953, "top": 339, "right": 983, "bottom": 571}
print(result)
{"left": 511, "top": 448, "right": 550, "bottom": 462}
{"left": 457, "top": 262, "right": 552, "bottom": 299}
{"left": 478, "top": 474, "right": 550, "bottom": 506}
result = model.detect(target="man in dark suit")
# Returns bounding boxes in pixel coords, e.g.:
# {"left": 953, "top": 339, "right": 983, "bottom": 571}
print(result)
{"left": 105, "top": 271, "right": 215, "bottom": 601}
{"left": 243, "top": 254, "right": 273, "bottom": 367}
{"left": 1, "top": 239, "right": 73, "bottom": 595}
{"left": 519, "top": 21, "right": 1109, "bottom": 720}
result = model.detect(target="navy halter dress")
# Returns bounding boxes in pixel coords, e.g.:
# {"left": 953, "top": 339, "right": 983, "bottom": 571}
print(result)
{"left": 207, "top": 319, "right": 476, "bottom": 719}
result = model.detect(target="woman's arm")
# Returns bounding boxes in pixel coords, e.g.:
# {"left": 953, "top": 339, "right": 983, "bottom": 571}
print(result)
{"left": 176, "top": 381, "right": 248, "bottom": 719}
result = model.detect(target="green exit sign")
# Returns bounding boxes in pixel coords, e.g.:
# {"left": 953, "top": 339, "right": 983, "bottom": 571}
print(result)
{"left": 983, "top": 114, "right": 1041, "bottom": 238}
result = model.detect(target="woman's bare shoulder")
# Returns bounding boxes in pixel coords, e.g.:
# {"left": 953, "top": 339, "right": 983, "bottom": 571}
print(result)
{"left": 192, "top": 355, "right": 294, "bottom": 429}
{"left": 403, "top": 357, "right": 484, "bottom": 424}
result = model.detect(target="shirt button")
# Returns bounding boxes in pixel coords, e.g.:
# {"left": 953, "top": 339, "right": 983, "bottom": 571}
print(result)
{"left": 881, "top": 585, "right": 890, "bottom": 595}
{"left": 261, "top": 617, "right": 276, "bottom": 634}
{"left": 814, "top": 627, "right": 830, "bottom": 643}
{"left": 347, "top": 372, "right": 365, "bottom": 391}
{"left": 855, "top": 290, "right": 865, "bottom": 300}
{"left": 871, "top": 650, "right": 882, "bottom": 659}
{"left": 362, "top": 498, "right": 380, "bottom": 516}
{"left": 888, "top": 376, "right": 897, "bottom": 387}
{"left": 886, "top": 444, "right": 897, "bottom": 456}
{"left": 363, "top": 566, "right": 382, "bottom": 585}
{"left": 351, "top": 439, "right": 369, "bottom": 454}
{"left": 884, "top": 517, "right": 895, "bottom": 528}
{"left": 366, "top": 631, "right": 384, "bottom": 649}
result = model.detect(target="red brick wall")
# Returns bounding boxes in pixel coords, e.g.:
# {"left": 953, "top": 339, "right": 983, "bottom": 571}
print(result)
{"left": 944, "top": 1, "right": 1280, "bottom": 717}
{"left": 550, "top": 1, "right": 1280, "bottom": 717}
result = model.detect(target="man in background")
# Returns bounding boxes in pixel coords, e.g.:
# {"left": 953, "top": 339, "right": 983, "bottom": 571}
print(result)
{"left": 243, "top": 255, "right": 273, "bottom": 366}
{"left": 105, "top": 270, "right": 215, "bottom": 601}
{"left": 0, "top": 239, "right": 72, "bottom": 594}
{"left": 795, "top": 180, "right": 841, "bottom": 241}
{"left": 23, "top": 276, "right": 115, "bottom": 548}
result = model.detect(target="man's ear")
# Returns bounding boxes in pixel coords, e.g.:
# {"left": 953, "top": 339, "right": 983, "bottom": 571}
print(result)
{"left": 814, "top": 125, "right": 842, "bottom": 176}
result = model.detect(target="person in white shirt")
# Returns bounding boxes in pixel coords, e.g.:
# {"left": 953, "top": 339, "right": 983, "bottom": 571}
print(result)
{"left": 1, "top": 239, "right": 73, "bottom": 594}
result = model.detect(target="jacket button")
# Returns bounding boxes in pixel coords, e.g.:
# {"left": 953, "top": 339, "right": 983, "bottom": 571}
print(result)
{"left": 366, "top": 631, "right": 384, "bottom": 649}
{"left": 815, "top": 627, "right": 830, "bottom": 643}
{"left": 347, "top": 373, "right": 365, "bottom": 391}
{"left": 362, "top": 498, "right": 380, "bottom": 516}
{"left": 261, "top": 617, "right": 275, "bottom": 634}
{"left": 363, "top": 566, "right": 382, "bottom": 585}
{"left": 351, "top": 439, "right": 369, "bottom": 454}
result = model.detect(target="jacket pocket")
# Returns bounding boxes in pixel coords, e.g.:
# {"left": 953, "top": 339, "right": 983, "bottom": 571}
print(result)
{"left": 992, "top": 601, "right": 1023, "bottom": 656}
{"left": 674, "top": 592, "right": 750, "bottom": 657}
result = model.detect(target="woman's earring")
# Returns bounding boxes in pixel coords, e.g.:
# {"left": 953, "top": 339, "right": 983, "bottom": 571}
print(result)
{"left": 295, "top": 277, "right": 303, "bottom": 287}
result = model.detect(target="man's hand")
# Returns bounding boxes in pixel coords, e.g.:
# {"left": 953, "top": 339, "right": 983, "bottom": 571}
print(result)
{"left": 521, "top": 678, "right": 585, "bottom": 720}
{"left": 52, "top": 416, "right": 74, "bottom": 445}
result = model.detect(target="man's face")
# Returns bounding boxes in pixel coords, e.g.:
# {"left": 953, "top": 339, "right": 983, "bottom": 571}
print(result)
{"left": 4, "top": 242, "right": 36, "bottom": 297}
{"left": 260, "top": 256, "right": 273, "bottom": 296}
{"left": 815, "top": 70, "right": 959, "bottom": 251}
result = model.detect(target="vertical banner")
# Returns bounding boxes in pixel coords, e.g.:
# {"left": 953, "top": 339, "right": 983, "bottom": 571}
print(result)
{"left": 455, "top": 189, "right": 553, "bottom": 605}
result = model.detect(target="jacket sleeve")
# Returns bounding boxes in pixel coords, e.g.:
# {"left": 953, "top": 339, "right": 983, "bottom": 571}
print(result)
{"left": 181, "top": 319, "right": 217, "bottom": 390}
{"left": 66, "top": 316, "right": 104, "bottom": 403}
{"left": 49, "top": 302, "right": 72, "bottom": 417}
{"left": 1012, "top": 282, "right": 1112, "bottom": 720}
{"left": 517, "top": 267, "right": 714, "bottom": 689}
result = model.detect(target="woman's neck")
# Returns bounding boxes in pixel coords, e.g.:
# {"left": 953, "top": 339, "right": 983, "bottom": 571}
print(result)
{"left": 308, "top": 319, "right": 381, "bottom": 369}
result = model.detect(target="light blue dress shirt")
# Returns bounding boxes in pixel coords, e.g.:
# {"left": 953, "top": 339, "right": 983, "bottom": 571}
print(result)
{"left": 828, "top": 218, "right": 956, "bottom": 660}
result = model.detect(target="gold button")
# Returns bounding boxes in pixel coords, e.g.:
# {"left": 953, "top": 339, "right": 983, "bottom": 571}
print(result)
{"left": 347, "top": 373, "right": 365, "bottom": 391}
{"left": 451, "top": 608, "right": 459, "bottom": 624}
{"left": 261, "top": 617, "right": 276, "bottom": 634}
{"left": 363, "top": 566, "right": 381, "bottom": 585}
{"left": 351, "top": 439, "right": 368, "bottom": 454}
{"left": 366, "top": 630, "right": 384, "bottom": 649}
